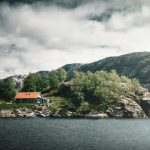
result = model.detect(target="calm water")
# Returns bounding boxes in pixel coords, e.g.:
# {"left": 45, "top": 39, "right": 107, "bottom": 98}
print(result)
{"left": 0, "top": 118, "right": 150, "bottom": 150}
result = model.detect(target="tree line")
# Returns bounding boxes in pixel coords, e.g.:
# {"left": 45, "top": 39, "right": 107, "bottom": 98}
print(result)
{"left": 0, "top": 68, "right": 67, "bottom": 101}
{"left": 0, "top": 68, "right": 141, "bottom": 112}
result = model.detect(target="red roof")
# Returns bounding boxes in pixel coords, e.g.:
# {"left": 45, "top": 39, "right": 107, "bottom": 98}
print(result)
{"left": 15, "top": 92, "right": 40, "bottom": 99}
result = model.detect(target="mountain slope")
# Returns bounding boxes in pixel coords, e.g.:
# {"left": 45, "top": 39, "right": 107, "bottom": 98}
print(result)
{"left": 3, "top": 52, "right": 150, "bottom": 91}
{"left": 62, "top": 52, "right": 150, "bottom": 89}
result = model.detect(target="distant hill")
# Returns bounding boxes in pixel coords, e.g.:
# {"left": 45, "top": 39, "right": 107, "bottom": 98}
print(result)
{"left": 62, "top": 63, "right": 82, "bottom": 73}
{"left": 3, "top": 52, "right": 150, "bottom": 91}
{"left": 62, "top": 52, "right": 150, "bottom": 89}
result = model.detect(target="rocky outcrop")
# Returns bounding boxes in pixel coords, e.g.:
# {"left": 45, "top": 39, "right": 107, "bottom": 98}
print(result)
{"left": 106, "top": 96, "right": 147, "bottom": 118}
{"left": 14, "top": 108, "right": 36, "bottom": 117}
{"left": 10, "top": 75, "right": 26, "bottom": 91}
{"left": 50, "top": 108, "right": 74, "bottom": 118}
{"left": 86, "top": 110, "right": 108, "bottom": 119}
{"left": 139, "top": 88, "right": 150, "bottom": 117}
{"left": 0, "top": 108, "right": 35, "bottom": 118}
{"left": 35, "top": 110, "right": 50, "bottom": 117}
{"left": 0, "top": 110, "right": 16, "bottom": 118}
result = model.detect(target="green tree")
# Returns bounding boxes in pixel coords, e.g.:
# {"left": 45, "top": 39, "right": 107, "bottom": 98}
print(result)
{"left": 0, "top": 78, "right": 16, "bottom": 101}
{"left": 57, "top": 68, "right": 67, "bottom": 81}
{"left": 49, "top": 68, "right": 67, "bottom": 90}
{"left": 71, "top": 91, "right": 84, "bottom": 107}
{"left": 22, "top": 72, "right": 50, "bottom": 92}
{"left": 33, "top": 73, "right": 49, "bottom": 92}
{"left": 22, "top": 73, "right": 37, "bottom": 92}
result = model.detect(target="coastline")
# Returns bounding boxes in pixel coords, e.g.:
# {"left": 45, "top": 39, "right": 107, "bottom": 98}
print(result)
{"left": 0, "top": 107, "right": 147, "bottom": 119}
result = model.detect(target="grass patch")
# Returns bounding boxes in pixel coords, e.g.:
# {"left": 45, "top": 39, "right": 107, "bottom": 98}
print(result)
{"left": 0, "top": 103, "right": 33, "bottom": 110}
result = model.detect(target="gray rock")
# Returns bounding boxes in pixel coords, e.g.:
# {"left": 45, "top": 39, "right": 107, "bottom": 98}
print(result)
{"left": 114, "top": 96, "right": 147, "bottom": 118}
{"left": 35, "top": 110, "right": 47, "bottom": 117}
{"left": 52, "top": 114, "right": 61, "bottom": 117}
{"left": 115, "top": 106, "right": 122, "bottom": 110}
{"left": 86, "top": 113, "right": 108, "bottom": 119}
{"left": 66, "top": 111, "right": 73, "bottom": 117}
{"left": 123, "top": 98, "right": 145, "bottom": 118}
{"left": 86, "top": 110, "right": 108, "bottom": 119}
{"left": 13, "top": 109, "right": 22, "bottom": 114}
{"left": 0, "top": 110, "right": 16, "bottom": 118}
{"left": 11, "top": 75, "right": 26, "bottom": 91}
{"left": 13, "top": 108, "right": 36, "bottom": 118}
{"left": 24, "top": 112, "right": 35, "bottom": 118}
{"left": 142, "top": 89, "right": 150, "bottom": 101}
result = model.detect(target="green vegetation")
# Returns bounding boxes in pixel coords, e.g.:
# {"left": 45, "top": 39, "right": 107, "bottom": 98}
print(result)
{"left": 0, "top": 68, "right": 142, "bottom": 113}
{"left": 0, "top": 103, "right": 33, "bottom": 110}
{"left": 22, "top": 68, "right": 67, "bottom": 92}
{"left": 0, "top": 78, "right": 16, "bottom": 101}
{"left": 77, "top": 102, "right": 90, "bottom": 114}
{"left": 48, "top": 97, "right": 75, "bottom": 112}
{"left": 70, "top": 52, "right": 150, "bottom": 90}
{"left": 49, "top": 68, "right": 67, "bottom": 90}
{"left": 22, "top": 73, "right": 49, "bottom": 92}
{"left": 56, "top": 70, "right": 141, "bottom": 111}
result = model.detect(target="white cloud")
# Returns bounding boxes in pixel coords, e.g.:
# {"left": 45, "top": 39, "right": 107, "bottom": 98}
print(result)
{"left": 0, "top": 0, "right": 150, "bottom": 78}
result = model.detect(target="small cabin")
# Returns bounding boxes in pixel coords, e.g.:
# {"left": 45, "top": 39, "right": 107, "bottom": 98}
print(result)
{"left": 15, "top": 92, "right": 46, "bottom": 105}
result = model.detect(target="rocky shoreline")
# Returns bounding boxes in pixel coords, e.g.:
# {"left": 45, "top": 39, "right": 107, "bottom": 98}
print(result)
{"left": 0, "top": 96, "right": 148, "bottom": 119}
{"left": 1, "top": 90, "right": 149, "bottom": 119}
{"left": 0, "top": 110, "right": 147, "bottom": 119}
{"left": 0, "top": 108, "right": 109, "bottom": 119}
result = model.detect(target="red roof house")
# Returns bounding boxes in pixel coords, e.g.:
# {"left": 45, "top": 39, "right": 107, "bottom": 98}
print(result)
{"left": 15, "top": 92, "right": 45, "bottom": 104}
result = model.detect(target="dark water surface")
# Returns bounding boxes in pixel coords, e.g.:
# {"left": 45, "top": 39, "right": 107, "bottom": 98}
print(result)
{"left": 0, "top": 118, "right": 150, "bottom": 150}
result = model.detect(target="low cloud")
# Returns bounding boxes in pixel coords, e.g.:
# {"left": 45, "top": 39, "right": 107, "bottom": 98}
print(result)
{"left": 0, "top": 0, "right": 150, "bottom": 78}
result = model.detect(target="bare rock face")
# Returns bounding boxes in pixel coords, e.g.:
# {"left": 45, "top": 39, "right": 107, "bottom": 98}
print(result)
{"left": 0, "top": 109, "right": 35, "bottom": 118}
{"left": 14, "top": 108, "right": 35, "bottom": 117}
{"left": 0, "top": 110, "right": 16, "bottom": 118}
{"left": 106, "top": 96, "right": 147, "bottom": 118}
{"left": 2, "top": 108, "right": 35, "bottom": 118}
{"left": 85, "top": 110, "right": 108, "bottom": 119}
{"left": 24, "top": 112, "right": 35, "bottom": 118}
{"left": 11, "top": 75, "right": 26, "bottom": 91}
{"left": 139, "top": 89, "right": 150, "bottom": 117}
{"left": 35, "top": 110, "right": 50, "bottom": 117}
{"left": 51, "top": 108, "right": 74, "bottom": 118}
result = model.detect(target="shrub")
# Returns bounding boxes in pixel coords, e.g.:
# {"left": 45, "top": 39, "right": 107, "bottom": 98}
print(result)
{"left": 48, "top": 97, "right": 75, "bottom": 112}
{"left": 77, "top": 102, "right": 90, "bottom": 114}
{"left": 71, "top": 91, "right": 84, "bottom": 107}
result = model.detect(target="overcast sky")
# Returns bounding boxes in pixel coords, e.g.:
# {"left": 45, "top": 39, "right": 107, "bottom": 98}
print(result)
{"left": 0, "top": 0, "right": 150, "bottom": 78}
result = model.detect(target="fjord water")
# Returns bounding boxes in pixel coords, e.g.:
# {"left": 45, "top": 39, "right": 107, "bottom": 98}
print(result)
{"left": 0, "top": 118, "right": 150, "bottom": 150}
